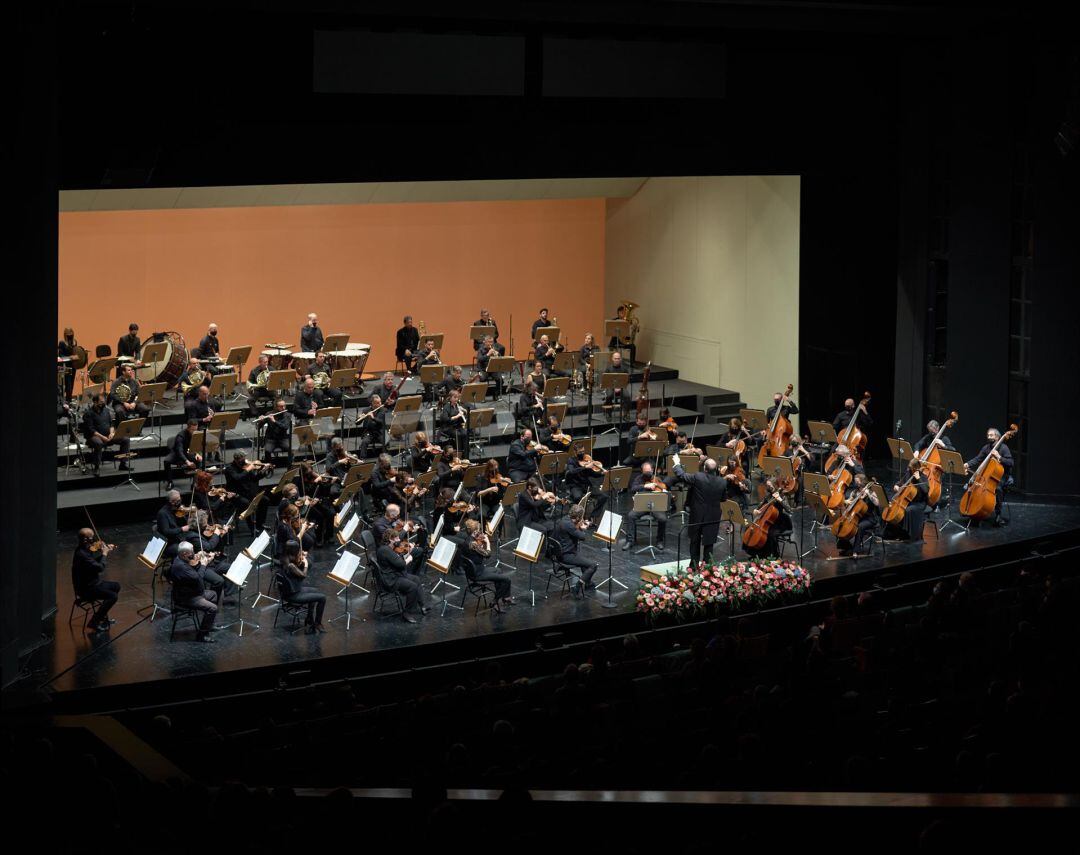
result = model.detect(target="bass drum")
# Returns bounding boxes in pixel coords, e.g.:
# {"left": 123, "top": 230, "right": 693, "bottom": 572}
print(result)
{"left": 134, "top": 331, "right": 189, "bottom": 389}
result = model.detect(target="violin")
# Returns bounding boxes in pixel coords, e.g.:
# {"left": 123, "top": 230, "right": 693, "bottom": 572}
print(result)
{"left": 826, "top": 392, "right": 872, "bottom": 469}
{"left": 393, "top": 539, "right": 412, "bottom": 555}
{"left": 658, "top": 416, "right": 678, "bottom": 435}
{"left": 243, "top": 460, "right": 272, "bottom": 473}
{"left": 489, "top": 474, "right": 512, "bottom": 487}
{"left": 960, "top": 424, "right": 1018, "bottom": 521}
{"left": 539, "top": 490, "right": 570, "bottom": 505}
{"left": 758, "top": 383, "right": 795, "bottom": 467}
{"left": 742, "top": 490, "right": 783, "bottom": 550}
{"left": 208, "top": 486, "right": 236, "bottom": 499}
{"left": 642, "top": 475, "right": 668, "bottom": 492}
{"left": 174, "top": 503, "right": 198, "bottom": 519}
{"left": 580, "top": 454, "right": 605, "bottom": 473}
{"left": 450, "top": 500, "right": 475, "bottom": 514}
{"left": 528, "top": 441, "right": 552, "bottom": 454}
{"left": 88, "top": 538, "right": 116, "bottom": 554}
{"left": 549, "top": 429, "right": 572, "bottom": 447}
{"left": 449, "top": 458, "right": 473, "bottom": 472}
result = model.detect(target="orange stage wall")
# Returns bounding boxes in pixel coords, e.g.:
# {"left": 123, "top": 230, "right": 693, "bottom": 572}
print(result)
{"left": 59, "top": 198, "right": 606, "bottom": 371}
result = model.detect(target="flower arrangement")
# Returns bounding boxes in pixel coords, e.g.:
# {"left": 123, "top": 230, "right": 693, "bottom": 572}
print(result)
{"left": 636, "top": 558, "right": 811, "bottom": 618}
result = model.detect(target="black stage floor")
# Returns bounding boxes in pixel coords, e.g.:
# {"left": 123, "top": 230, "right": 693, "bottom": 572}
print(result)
{"left": 40, "top": 491, "right": 1080, "bottom": 703}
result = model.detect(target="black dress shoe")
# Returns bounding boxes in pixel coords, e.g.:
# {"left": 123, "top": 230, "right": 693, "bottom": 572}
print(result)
{"left": 197, "top": 634, "right": 217, "bottom": 643}
{"left": 403, "top": 614, "right": 419, "bottom": 624}
{"left": 420, "top": 606, "right": 431, "bottom": 615}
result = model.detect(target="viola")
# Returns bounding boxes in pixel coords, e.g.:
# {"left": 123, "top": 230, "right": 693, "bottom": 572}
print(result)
{"left": 642, "top": 476, "right": 668, "bottom": 492}
{"left": 489, "top": 474, "right": 512, "bottom": 487}
{"left": 959, "top": 424, "right": 1018, "bottom": 521}
{"left": 580, "top": 454, "right": 605, "bottom": 473}
{"left": 758, "top": 383, "right": 795, "bottom": 467}
{"left": 826, "top": 392, "right": 872, "bottom": 468}
{"left": 450, "top": 500, "right": 475, "bottom": 513}
{"left": 742, "top": 491, "right": 782, "bottom": 550}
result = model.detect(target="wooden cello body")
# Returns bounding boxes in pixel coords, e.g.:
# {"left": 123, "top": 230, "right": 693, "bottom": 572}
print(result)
{"left": 742, "top": 494, "right": 780, "bottom": 551}
{"left": 830, "top": 480, "right": 875, "bottom": 540}
{"left": 959, "top": 425, "right": 1018, "bottom": 520}
{"left": 757, "top": 383, "right": 795, "bottom": 468}
{"left": 825, "top": 458, "right": 852, "bottom": 510}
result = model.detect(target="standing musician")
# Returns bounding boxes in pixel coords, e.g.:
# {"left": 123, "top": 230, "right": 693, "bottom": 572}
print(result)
{"left": 116, "top": 323, "right": 142, "bottom": 372}
{"left": 259, "top": 397, "right": 293, "bottom": 465}
{"left": 604, "top": 351, "right": 632, "bottom": 421}
{"left": 109, "top": 364, "right": 150, "bottom": 420}
{"left": 623, "top": 462, "right": 669, "bottom": 552}
{"left": 667, "top": 455, "right": 729, "bottom": 565}
{"left": 476, "top": 334, "right": 506, "bottom": 397}
{"left": 607, "top": 303, "right": 637, "bottom": 366}
{"left": 525, "top": 361, "right": 547, "bottom": 394}
{"left": 224, "top": 451, "right": 270, "bottom": 535}
{"left": 395, "top": 315, "right": 420, "bottom": 372}
{"left": 72, "top": 528, "right": 121, "bottom": 632}
{"left": 742, "top": 479, "right": 793, "bottom": 558}
{"left": 517, "top": 477, "right": 555, "bottom": 532}
{"left": 437, "top": 365, "right": 465, "bottom": 401}
{"left": 377, "top": 371, "right": 402, "bottom": 407}
{"left": 835, "top": 473, "right": 881, "bottom": 557}
{"left": 565, "top": 447, "right": 608, "bottom": 524}
{"left": 291, "top": 377, "right": 319, "bottom": 424}
{"left": 914, "top": 419, "right": 956, "bottom": 454}
{"left": 185, "top": 385, "right": 217, "bottom": 427}
{"left": 535, "top": 334, "right": 565, "bottom": 375}
{"left": 163, "top": 420, "right": 201, "bottom": 489}
{"left": 179, "top": 357, "right": 212, "bottom": 399}
{"left": 301, "top": 313, "right": 324, "bottom": 354}
{"left": 168, "top": 542, "right": 219, "bottom": 642}
{"left": 197, "top": 323, "right": 222, "bottom": 365}
{"left": 832, "top": 397, "right": 872, "bottom": 435}
{"left": 58, "top": 327, "right": 78, "bottom": 398}
{"left": 884, "top": 458, "right": 930, "bottom": 541}
{"left": 458, "top": 518, "right": 514, "bottom": 609}
{"left": 472, "top": 309, "right": 499, "bottom": 351}
{"left": 530, "top": 308, "right": 552, "bottom": 346}
{"left": 375, "top": 529, "right": 429, "bottom": 623}
{"left": 437, "top": 388, "right": 471, "bottom": 452}
{"left": 304, "top": 351, "right": 342, "bottom": 407}
{"left": 766, "top": 390, "right": 800, "bottom": 424}
{"left": 279, "top": 540, "right": 328, "bottom": 633}
{"left": 156, "top": 490, "right": 194, "bottom": 560}
{"left": 356, "top": 392, "right": 386, "bottom": 459}
{"left": 508, "top": 428, "right": 543, "bottom": 484}
{"left": 82, "top": 393, "right": 131, "bottom": 475}
{"left": 964, "top": 427, "right": 1014, "bottom": 527}
{"left": 246, "top": 353, "right": 274, "bottom": 416}
{"left": 553, "top": 506, "right": 599, "bottom": 597}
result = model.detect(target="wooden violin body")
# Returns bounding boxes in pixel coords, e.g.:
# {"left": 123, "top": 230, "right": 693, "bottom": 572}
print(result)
{"left": 960, "top": 425, "right": 1018, "bottom": 520}
{"left": 758, "top": 383, "right": 795, "bottom": 468}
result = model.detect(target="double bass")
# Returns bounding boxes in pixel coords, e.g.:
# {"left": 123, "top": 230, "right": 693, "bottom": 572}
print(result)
{"left": 826, "top": 392, "right": 871, "bottom": 469}
{"left": 959, "top": 424, "right": 1018, "bottom": 521}
{"left": 758, "top": 384, "right": 795, "bottom": 468}
{"left": 918, "top": 411, "right": 958, "bottom": 507}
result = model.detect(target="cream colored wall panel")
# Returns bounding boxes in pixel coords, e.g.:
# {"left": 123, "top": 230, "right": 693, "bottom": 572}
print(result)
{"left": 90, "top": 187, "right": 183, "bottom": 211}
{"left": 59, "top": 190, "right": 97, "bottom": 211}
{"left": 644, "top": 329, "right": 722, "bottom": 388}
{"left": 256, "top": 184, "right": 304, "bottom": 206}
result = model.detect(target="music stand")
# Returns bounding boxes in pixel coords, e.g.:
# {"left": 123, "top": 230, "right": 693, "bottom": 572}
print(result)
{"left": 937, "top": 449, "right": 967, "bottom": 534}
{"left": 806, "top": 420, "right": 838, "bottom": 448}
{"left": 740, "top": 408, "right": 768, "bottom": 438}
{"left": 633, "top": 438, "right": 667, "bottom": 462}
{"left": 224, "top": 345, "right": 251, "bottom": 401}
{"left": 393, "top": 394, "right": 423, "bottom": 414}
{"left": 111, "top": 417, "right": 145, "bottom": 490}
{"left": 513, "top": 526, "right": 546, "bottom": 607}
{"left": 136, "top": 536, "right": 168, "bottom": 620}
{"left": 461, "top": 383, "right": 487, "bottom": 406}
{"left": 485, "top": 355, "right": 515, "bottom": 409}
{"left": 240, "top": 526, "right": 274, "bottom": 607}
{"left": 419, "top": 363, "right": 444, "bottom": 397}
{"left": 631, "top": 492, "right": 668, "bottom": 559}
{"left": 542, "top": 377, "right": 568, "bottom": 401}
{"left": 604, "top": 319, "right": 631, "bottom": 348}
{"left": 87, "top": 357, "right": 117, "bottom": 385}
{"left": 719, "top": 500, "right": 746, "bottom": 560}
{"left": 266, "top": 370, "right": 294, "bottom": 399}
{"left": 208, "top": 411, "right": 240, "bottom": 457}
{"left": 594, "top": 509, "right": 625, "bottom": 606}
{"left": 569, "top": 436, "right": 594, "bottom": 457}
{"left": 535, "top": 325, "right": 561, "bottom": 344}
{"left": 801, "top": 490, "right": 833, "bottom": 558}
{"left": 334, "top": 497, "right": 354, "bottom": 528}
{"left": 467, "top": 407, "right": 494, "bottom": 455}
{"left": 426, "top": 537, "right": 463, "bottom": 615}
{"left": 759, "top": 455, "right": 795, "bottom": 485}
{"left": 221, "top": 552, "right": 258, "bottom": 635}
{"left": 329, "top": 368, "right": 355, "bottom": 390}
{"left": 552, "top": 351, "right": 576, "bottom": 376}
{"left": 334, "top": 480, "right": 363, "bottom": 509}
{"left": 538, "top": 451, "right": 570, "bottom": 507}
{"left": 344, "top": 461, "right": 374, "bottom": 488}
{"left": 271, "top": 466, "right": 301, "bottom": 496}
{"left": 674, "top": 454, "right": 701, "bottom": 474}
{"left": 315, "top": 407, "right": 342, "bottom": 450}
{"left": 469, "top": 325, "right": 493, "bottom": 345}
{"left": 328, "top": 548, "right": 364, "bottom": 630}
{"left": 323, "top": 333, "right": 350, "bottom": 352}
{"left": 209, "top": 371, "right": 237, "bottom": 406}
{"left": 887, "top": 437, "right": 915, "bottom": 483}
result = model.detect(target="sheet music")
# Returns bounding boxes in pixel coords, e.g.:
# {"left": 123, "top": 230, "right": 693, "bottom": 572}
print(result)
{"left": 486, "top": 505, "right": 504, "bottom": 536}
{"left": 339, "top": 514, "right": 359, "bottom": 542}
{"left": 596, "top": 511, "right": 623, "bottom": 541}
{"left": 243, "top": 529, "right": 271, "bottom": 560}
{"left": 140, "top": 536, "right": 166, "bottom": 566}
{"left": 225, "top": 553, "right": 253, "bottom": 587}
{"left": 428, "top": 537, "right": 458, "bottom": 571}
{"left": 336, "top": 498, "right": 353, "bottom": 524}
{"left": 516, "top": 526, "right": 544, "bottom": 560}
{"left": 453, "top": 481, "right": 464, "bottom": 500}
{"left": 329, "top": 550, "right": 361, "bottom": 585}
{"left": 429, "top": 515, "right": 445, "bottom": 546}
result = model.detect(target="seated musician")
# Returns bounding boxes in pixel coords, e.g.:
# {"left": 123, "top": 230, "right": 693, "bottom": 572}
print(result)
{"left": 181, "top": 510, "right": 234, "bottom": 599}
{"left": 539, "top": 413, "right": 571, "bottom": 449}
{"left": 665, "top": 431, "right": 703, "bottom": 459}
{"left": 163, "top": 420, "right": 200, "bottom": 489}
{"left": 743, "top": 479, "right": 793, "bottom": 559}
{"left": 507, "top": 428, "right": 542, "bottom": 484}
{"left": 832, "top": 397, "right": 871, "bottom": 435}
{"left": 433, "top": 486, "right": 471, "bottom": 535}
{"left": 472, "top": 309, "right": 499, "bottom": 351}
{"left": 296, "top": 462, "right": 336, "bottom": 543}
{"left": 836, "top": 473, "right": 881, "bottom": 557}
{"left": 517, "top": 382, "right": 546, "bottom": 429}
{"left": 390, "top": 469, "right": 425, "bottom": 512}
{"left": 323, "top": 445, "right": 354, "bottom": 504}
{"left": 412, "top": 338, "right": 440, "bottom": 376}
{"left": 300, "top": 313, "right": 324, "bottom": 354}
{"left": 246, "top": 354, "right": 274, "bottom": 416}
{"left": 530, "top": 308, "right": 551, "bottom": 346}
{"left": 914, "top": 419, "right": 956, "bottom": 454}
{"left": 109, "top": 364, "right": 149, "bottom": 420}
{"left": 553, "top": 506, "right": 599, "bottom": 596}
{"left": 375, "top": 529, "right": 429, "bottom": 623}
{"left": 964, "top": 427, "right": 1014, "bottom": 527}
{"left": 457, "top": 518, "right": 514, "bottom": 608}
{"left": 261, "top": 397, "right": 292, "bottom": 465}
{"left": 356, "top": 392, "right": 386, "bottom": 459}
{"left": 71, "top": 528, "right": 120, "bottom": 633}
{"left": 607, "top": 304, "right": 637, "bottom": 366}
{"left": 624, "top": 413, "right": 659, "bottom": 467}
{"left": 395, "top": 315, "right": 420, "bottom": 372}
{"left": 525, "top": 360, "right": 547, "bottom": 394}
{"left": 184, "top": 385, "right": 217, "bottom": 427}
{"left": 291, "top": 377, "right": 319, "bottom": 424}
{"left": 476, "top": 334, "right": 506, "bottom": 397}
{"left": 436, "top": 446, "right": 467, "bottom": 492}
{"left": 604, "top": 351, "right": 631, "bottom": 420}
{"left": 723, "top": 417, "right": 746, "bottom": 446}
{"left": 279, "top": 539, "right": 327, "bottom": 633}
{"left": 437, "top": 388, "right": 470, "bottom": 451}
{"left": 369, "top": 453, "right": 398, "bottom": 510}
{"left": 516, "top": 477, "right": 554, "bottom": 533}
{"left": 884, "top": 458, "right": 930, "bottom": 542}
{"left": 535, "top": 335, "right": 565, "bottom": 376}
{"left": 372, "top": 502, "right": 423, "bottom": 545}
{"left": 827, "top": 443, "right": 865, "bottom": 480}
{"left": 437, "top": 366, "right": 466, "bottom": 403}
{"left": 579, "top": 332, "right": 599, "bottom": 364}
{"left": 81, "top": 393, "right": 131, "bottom": 475}
{"left": 408, "top": 431, "right": 438, "bottom": 474}
{"left": 377, "top": 371, "right": 401, "bottom": 407}
{"left": 224, "top": 451, "right": 269, "bottom": 535}
{"left": 276, "top": 502, "right": 317, "bottom": 555}
{"left": 178, "top": 357, "right": 211, "bottom": 400}
{"left": 719, "top": 457, "right": 751, "bottom": 508}
{"left": 622, "top": 462, "right": 668, "bottom": 551}
{"left": 156, "top": 490, "right": 193, "bottom": 560}
{"left": 306, "top": 351, "right": 342, "bottom": 407}
{"left": 565, "top": 447, "right": 608, "bottom": 525}
{"left": 476, "top": 458, "right": 508, "bottom": 519}
{"left": 168, "top": 542, "right": 220, "bottom": 642}
{"left": 192, "top": 468, "right": 232, "bottom": 520}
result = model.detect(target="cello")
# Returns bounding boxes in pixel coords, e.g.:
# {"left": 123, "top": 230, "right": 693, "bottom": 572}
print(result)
{"left": 824, "top": 453, "right": 854, "bottom": 510}
{"left": 826, "top": 392, "right": 871, "bottom": 469}
{"left": 830, "top": 478, "right": 878, "bottom": 541}
{"left": 959, "top": 424, "right": 1018, "bottom": 521}
{"left": 881, "top": 459, "right": 927, "bottom": 526}
{"left": 742, "top": 486, "right": 783, "bottom": 551}
{"left": 917, "top": 411, "right": 958, "bottom": 507}
{"left": 757, "top": 383, "right": 795, "bottom": 468}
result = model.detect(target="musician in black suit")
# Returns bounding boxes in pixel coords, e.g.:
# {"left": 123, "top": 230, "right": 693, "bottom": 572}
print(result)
{"left": 168, "top": 543, "right": 218, "bottom": 642}
{"left": 116, "top": 323, "right": 141, "bottom": 375}
{"left": 197, "top": 323, "right": 221, "bottom": 363}
{"left": 832, "top": 397, "right": 871, "bottom": 435}
{"left": 260, "top": 398, "right": 293, "bottom": 465}
{"left": 300, "top": 313, "right": 324, "bottom": 354}
{"left": 81, "top": 394, "right": 131, "bottom": 474}
{"left": 604, "top": 351, "right": 632, "bottom": 422}
{"left": 743, "top": 480, "right": 793, "bottom": 558}
{"left": 178, "top": 357, "right": 211, "bottom": 400}
{"left": 766, "top": 391, "right": 799, "bottom": 423}
{"left": 437, "top": 366, "right": 465, "bottom": 401}
{"left": 163, "top": 420, "right": 201, "bottom": 489}
{"left": 623, "top": 463, "right": 669, "bottom": 551}
{"left": 224, "top": 451, "right": 269, "bottom": 535}
{"left": 516, "top": 478, "right": 553, "bottom": 532}
{"left": 964, "top": 427, "right": 1014, "bottom": 526}
{"left": 565, "top": 450, "right": 608, "bottom": 524}
{"left": 71, "top": 528, "right": 121, "bottom": 632}
{"left": 58, "top": 327, "right": 78, "bottom": 398}
{"left": 356, "top": 393, "right": 386, "bottom": 459}
{"left": 517, "top": 382, "right": 546, "bottom": 430}
{"left": 507, "top": 428, "right": 541, "bottom": 484}
{"left": 535, "top": 335, "right": 565, "bottom": 376}
{"left": 553, "top": 507, "right": 598, "bottom": 596}
{"left": 530, "top": 308, "right": 551, "bottom": 345}
{"left": 667, "top": 455, "right": 730, "bottom": 565}
{"left": 375, "top": 529, "right": 430, "bottom": 622}
{"left": 437, "top": 388, "right": 471, "bottom": 451}
{"left": 913, "top": 420, "right": 956, "bottom": 454}
{"left": 836, "top": 473, "right": 881, "bottom": 557}
{"left": 476, "top": 334, "right": 506, "bottom": 397}
{"left": 156, "top": 490, "right": 192, "bottom": 560}
{"left": 246, "top": 354, "right": 274, "bottom": 416}
{"left": 395, "top": 315, "right": 420, "bottom": 370}
{"left": 279, "top": 539, "right": 327, "bottom": 632}
{"left": 291, "top": 377, "right": 319, "bottom": 424}
{"left": 109, "top": 364, "right": 149, "bottom": 420}
{"left": 185, "top": 385, "right": 217, "bottom": 426}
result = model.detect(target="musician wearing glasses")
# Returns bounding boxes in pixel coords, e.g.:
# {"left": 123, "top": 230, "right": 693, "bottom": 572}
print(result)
{"left": 472, "top": 309, "right": 499, "bottom": 351}
{"left": 109, "top": 364, "right": 149, "bottom": 420}
{"left": 301, "top": 313, "right": 324, "bottom": 354}
{"left": 82, "top": 394, "right": 131, "bottom": 475}
{"left": 247, "top": 354, "right": 274, "bottom": 416}
{"left": 260, "top": 397, "right": 293, "bottom": 465}
{"left": 437, "top": 388, "right": 471, "bottom": 451}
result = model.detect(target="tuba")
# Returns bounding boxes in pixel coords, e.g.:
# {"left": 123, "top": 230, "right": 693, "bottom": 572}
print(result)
{"left": 620, "top": 300, "right": 641, "bottom": 340}
{"left": 418, "top": 320, "right": 427, "bottom": 337}
{"left": 180, "top": 369, "right": 206, "bottom": 394}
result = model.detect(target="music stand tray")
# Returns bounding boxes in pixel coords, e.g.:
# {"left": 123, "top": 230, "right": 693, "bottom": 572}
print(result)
{"left": 334, "top": 481, "right": 363, "bottom": 508}
{"left": 137, "top": 382, "right": 168, "bottom": 407}
{"left": 552, "top": 352, "right": 576, "bottom": 375}
{"left": 468, "top": 407, "right": 494, "bottom": 430}
{"left": 604, "top": 320, "right": 631, "bottom": 343}
{"left": 225, "top": 345, "right": 252, "bottom": 371}
{"left": 209, "top": 411, "right": 240, "bottom": 434}
{"left": 266, "top": 370, "right": 294, "bottom": 395}
{"left": 393, "top": 395, "right": 423, "bottom": 414}
{"left": 323, "top": 333, "right": 350, "bottom": 352}
{"left": 344, "top": 462, "right": 374, "bottom": 487}
{"left": 601, "top": 372, "right": 630, "bottom": 393}
{"left": 740, "top": 408, "right": 768, "bottom": 434}
{"left": 293, "top": 424, "right": 317, "bottom": 448}
{"left": 538, "top": 452, "right": 570, "bottom": 477}
{"left": 461, "top": 383, "right": 488, "bottom": 405}
{"left": 806, "top": 420, "right": 838, "bottom": 445}
{"left": 544, "top": 377, "right": 570, "bottom": 398}
{"left": 419, "top": 364, "right": 445, "bottom": 386}
{"left": 209, "top": 374, "right": 237, "bottom": 399}
{"left": 272, "top": 467, "right": 301, "bottom": 494}
{"left": 535, "top": 325, "right": 561, "bottom": 344}
{"left": 633, "top": 439, "right": 668, "bottom": 460}
{"left": 388, "top": 409, "right": 422, "bottom": 440}
{"left": 469, "top": 325, "right": 492, "bottom": 343}
{"left": 330, "top": 368, "right": 356, "bottom": 390}
{"left": 502, "top": 481, "right": 527, "bottom": 506}
{"left": 486, "top": 356, "right": 515, "bottom": 375}
{"left": 887, "top": 437, "right": 914, "bottom": 461}
{"left": 602, "top": 466, "right": 632, "bottom": 493}
{"left": 674, "top": 454, "right": 701, "bottom": 473}
{"left": 803, "top": 472, "right": 831, "bottom": 498}
{"left": 760, "top": 455, "right": 795, "bottom": 483}
{"left": 706, "top": 445, "right": 734, "bottom": 465}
